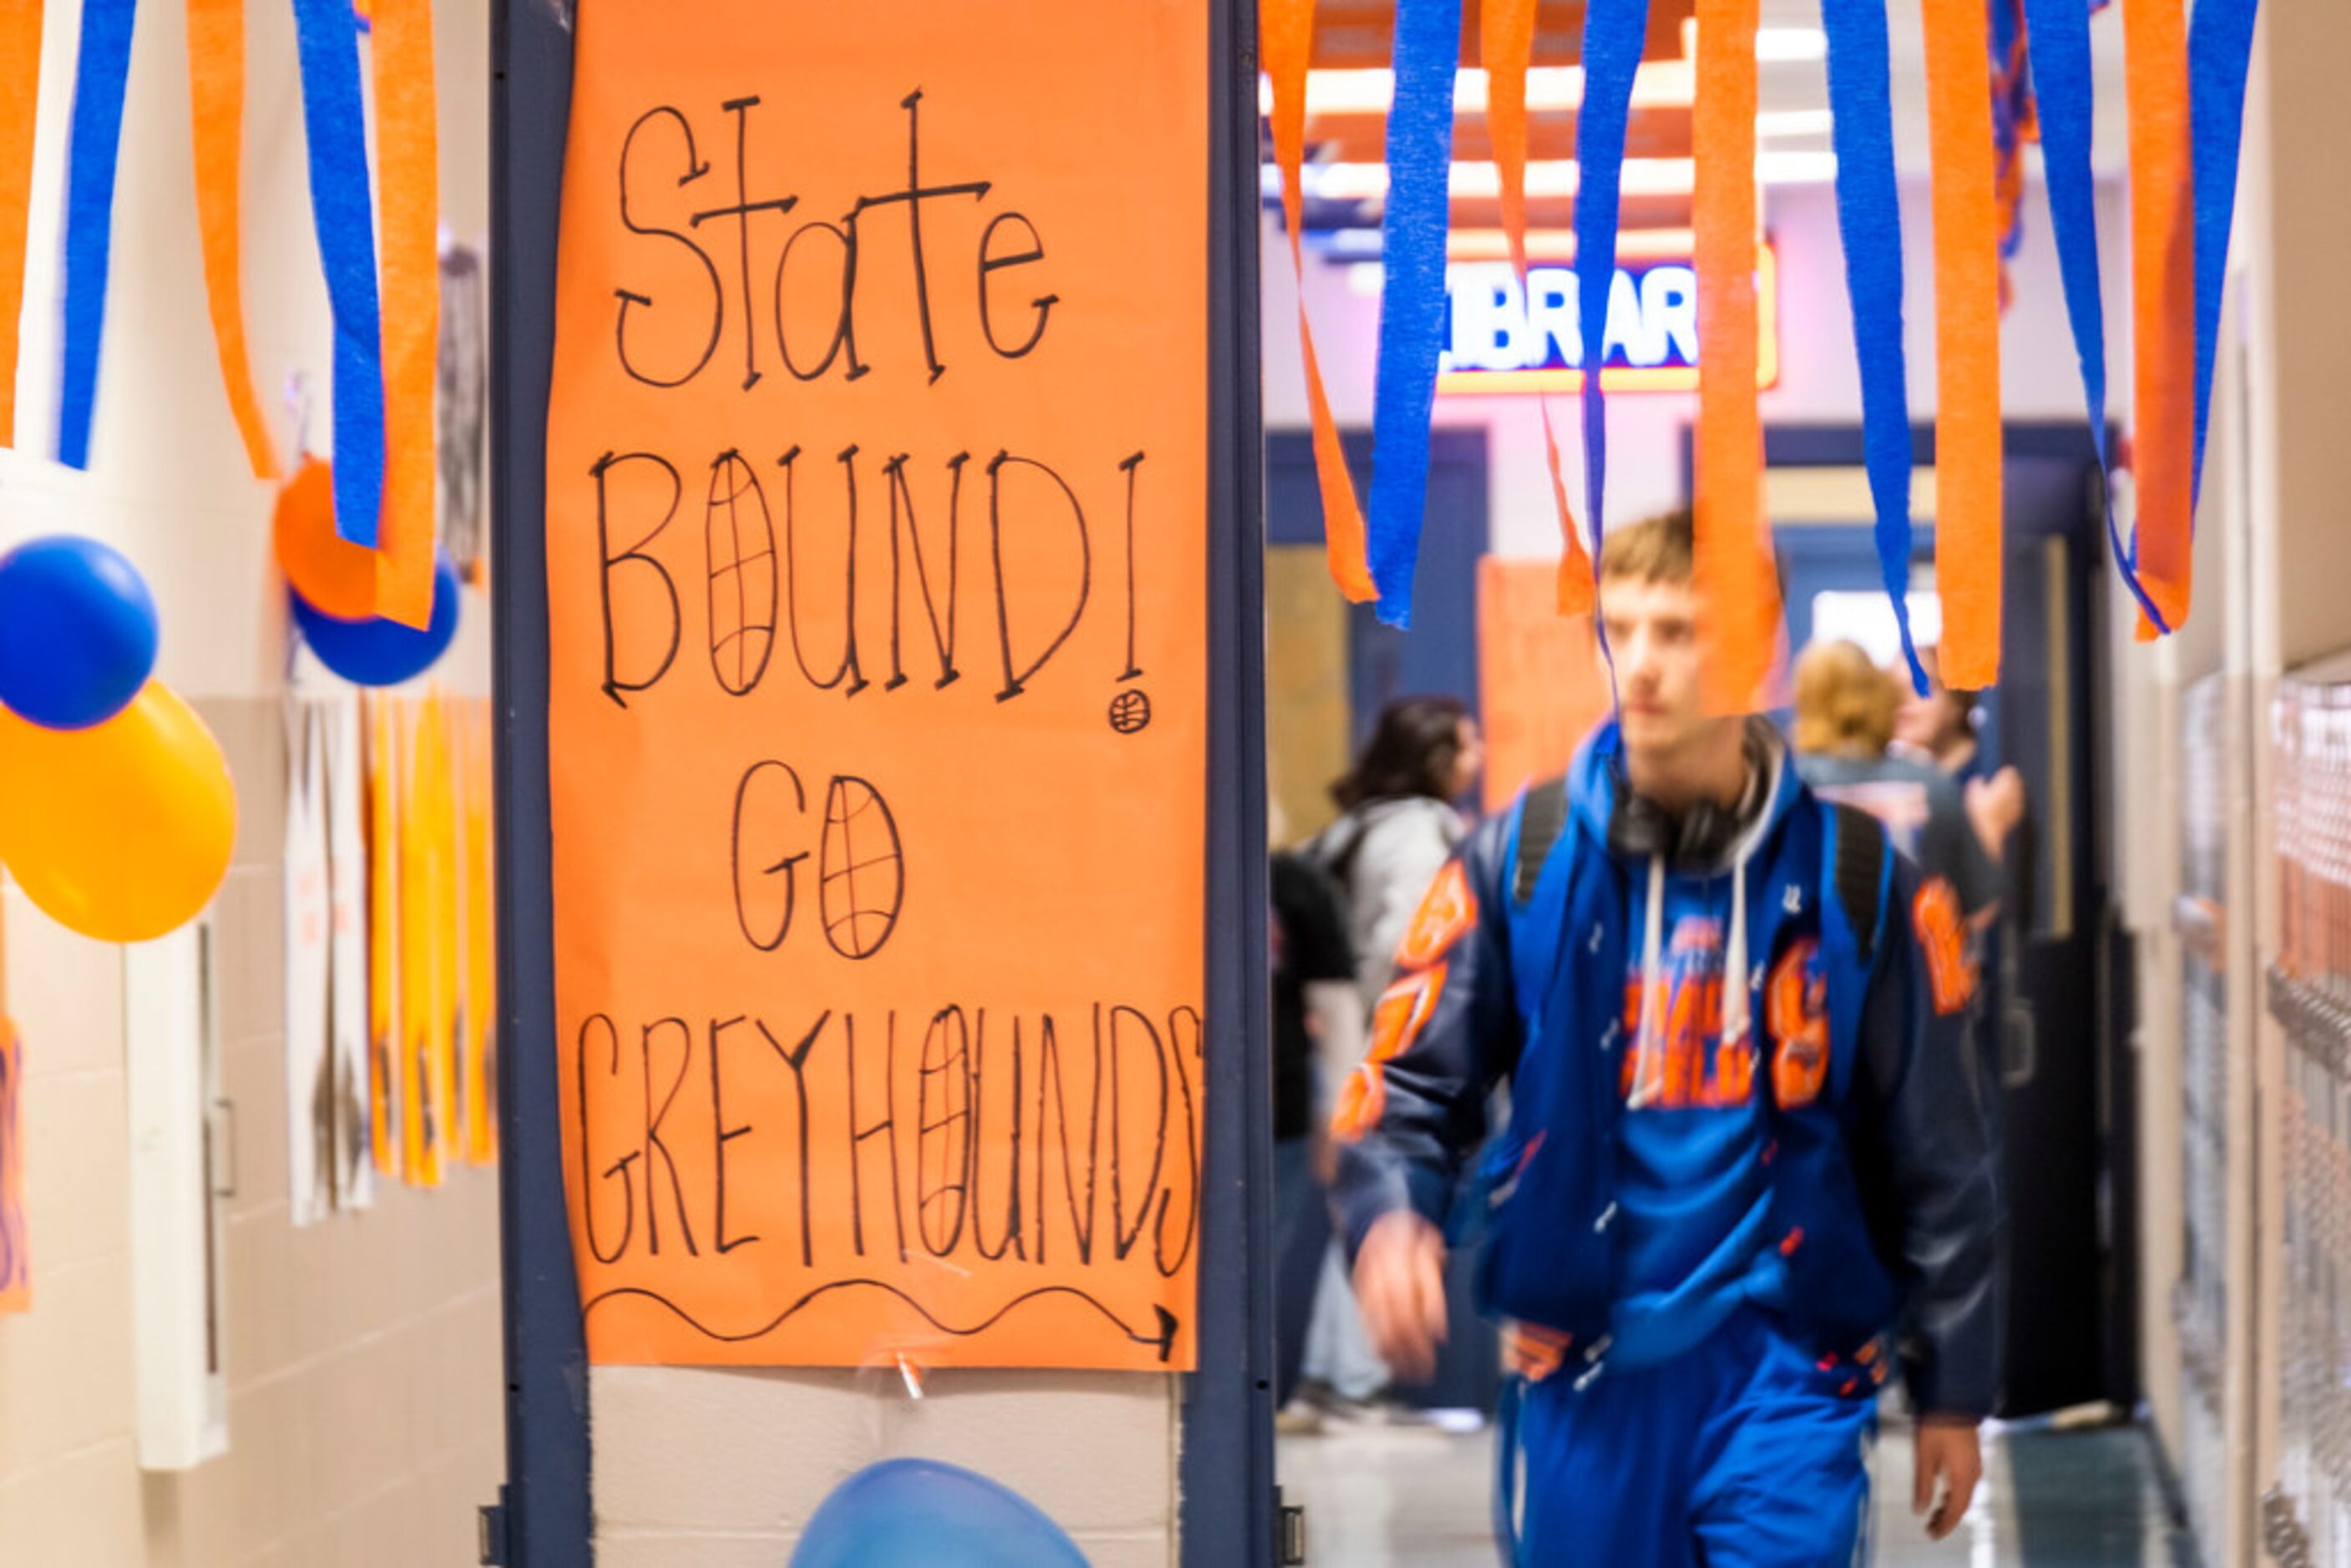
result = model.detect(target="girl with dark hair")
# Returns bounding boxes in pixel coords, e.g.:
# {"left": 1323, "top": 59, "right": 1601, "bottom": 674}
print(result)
{"left": 1312, "top": 697, "right": 1484, "bottom": 1011}
{"left": 1292, "top": 697, "right": 1484, "bottom": 1421}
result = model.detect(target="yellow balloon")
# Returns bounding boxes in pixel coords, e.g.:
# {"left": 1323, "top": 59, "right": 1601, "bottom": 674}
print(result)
{"left": 0, "top": 681, "right": 237, "bottom": 943}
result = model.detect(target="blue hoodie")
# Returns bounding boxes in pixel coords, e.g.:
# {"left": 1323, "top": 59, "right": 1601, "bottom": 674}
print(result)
{"left": 1331, "top": 719, "right": 2005, "bottom": 1415}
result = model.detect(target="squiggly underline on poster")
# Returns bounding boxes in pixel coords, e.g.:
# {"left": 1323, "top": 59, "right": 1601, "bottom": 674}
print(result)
{"left": 582, "top": 1279, "right": 1182, "bottom": 1363}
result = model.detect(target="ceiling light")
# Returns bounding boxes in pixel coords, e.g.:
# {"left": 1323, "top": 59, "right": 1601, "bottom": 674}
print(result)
{"left": 1259, "top": 63, "right": 1700, "bottom": 119}
{"left": 1754, "top": 27, "right": 1829, "bottom": 63}
{"left": 1756, "top": 109, "right": 1834, "bottom": 139}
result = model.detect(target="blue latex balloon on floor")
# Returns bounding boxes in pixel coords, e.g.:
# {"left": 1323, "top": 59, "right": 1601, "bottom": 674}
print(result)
{"left": 0, "top": 534, "right": 159, "bottom": 729}
{"left": 789, "top": 1459, "right": 1090, "bottom": 1568}
{"left": 291, "top": 552, "right": 460, "bottom": 686}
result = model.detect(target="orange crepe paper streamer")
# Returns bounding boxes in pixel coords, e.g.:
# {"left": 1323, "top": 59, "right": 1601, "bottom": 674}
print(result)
{"left": 369, "top": 0, "right": 441, "bottom": 630}
{"left": 1264, "top": 0, "right": 1377, "bottom": 603}
{"left": 187, "top": 0, "right": 279, "bottom": 479}
{"left": 1692, "top": 0, "right": 1777, "bottom": 715}
{"left": 2122, "top": 0, "right": 2194, "bottom": 640}
{"left": 427, "top": 694, "right": 461, "bottom": 1173}
{"left": 1483, "top": 0, "right": 1591, "bottom": 616}
{"left": 463, "top": 701, "right": 496, "bottom": 1166}
{"left": 1922, "top": 0, "right": 2005, "bottom": 687}
{"left": 0, "top": 4, "right": 43, "bottom": 449}
{"left": 366, "top": 694, "right": 402, "bottom": 1177}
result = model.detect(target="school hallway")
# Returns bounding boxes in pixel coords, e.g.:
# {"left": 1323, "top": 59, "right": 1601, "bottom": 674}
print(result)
{"left": 1279, "top": 1417, "right": 2197, "bottom": 1565}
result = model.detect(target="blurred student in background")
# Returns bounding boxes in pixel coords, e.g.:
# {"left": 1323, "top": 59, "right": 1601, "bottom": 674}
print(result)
{"left": 1295, "top": 697, "right": 1487, "bottom": 1419}
{"left": 1268, "top": 791, "right": 1363, "bottom": 1421}
{"left": 1309, "top": 697, "right": 1486, "bottom": 1011}
{"left": 1794, "top": 639, "right": 2000, "bottom": 928}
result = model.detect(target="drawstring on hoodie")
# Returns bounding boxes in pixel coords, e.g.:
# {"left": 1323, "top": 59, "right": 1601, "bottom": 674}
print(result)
{"left": 1624, "top": 740, "right": 1764, "bottom": 1110}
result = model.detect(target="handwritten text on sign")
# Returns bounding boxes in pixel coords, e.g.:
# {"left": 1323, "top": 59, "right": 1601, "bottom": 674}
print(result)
{"left": 544, "top": 0, "right": 1208, "bottom": 1369}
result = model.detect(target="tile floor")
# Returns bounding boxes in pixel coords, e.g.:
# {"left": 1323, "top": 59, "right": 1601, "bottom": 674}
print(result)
{"left": 1277, "top": 1415, "right": 2198, "bottom": 1565}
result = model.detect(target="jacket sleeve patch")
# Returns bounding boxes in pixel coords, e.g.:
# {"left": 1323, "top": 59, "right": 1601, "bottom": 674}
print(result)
{"left": 1911, "top": 877, "right": 1978, "bottom": 1016}
{"left": 1331, "top": 964, "right": 1448, "bottom": 1143}
{"left": 1393, "top": 859, "right": 1478, "bottom": 970}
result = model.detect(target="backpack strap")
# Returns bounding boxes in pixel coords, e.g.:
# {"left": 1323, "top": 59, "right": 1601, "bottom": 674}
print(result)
{"left": 1818, "top": 802, "right": 1893, "bottom": 1105}
{"left": 1512, "top": 776, "right": 1570, "bottom": 904}
{"left": 1827, "top": 803, "right": 1888, "bottom": 967}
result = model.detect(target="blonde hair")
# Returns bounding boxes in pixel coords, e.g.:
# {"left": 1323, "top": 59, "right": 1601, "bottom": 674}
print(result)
{"left": 1597, "top": 508, "right": 1695, "bottom": 585}
{"left": 1792, "top": 639, "right": 1899, "bottom": 756}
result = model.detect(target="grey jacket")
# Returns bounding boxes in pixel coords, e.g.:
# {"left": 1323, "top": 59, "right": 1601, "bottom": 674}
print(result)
{"left": 1306, "top": 797, "right": 1468, "bottom": 1012}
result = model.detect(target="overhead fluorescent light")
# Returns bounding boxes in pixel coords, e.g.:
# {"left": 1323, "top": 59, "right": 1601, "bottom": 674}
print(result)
{"left": 1292, "top": 151, "right": 1835, "bottom": 202}
{"left": 1756, "top": 109, "right": 1834, "bottom": 139}
{"left": 1445, "top": 228, "right": 1700, "bottom": 260}
{"left": 1258, "top": 63, "right": 1699, "bottom": 119}
{"left": 1681, "top": 21, "right": 1832, "bottom": 64}
{"left": 1755, "top": 27, "right": 1830, "bottom": 63}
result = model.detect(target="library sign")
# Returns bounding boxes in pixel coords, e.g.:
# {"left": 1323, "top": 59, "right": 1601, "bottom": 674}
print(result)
{"left": 1438, "top": 244, "right": 1781, "bottom": 395}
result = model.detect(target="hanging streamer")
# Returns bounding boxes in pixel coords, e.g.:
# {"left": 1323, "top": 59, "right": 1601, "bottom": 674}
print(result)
{"left": 370, "top": 0, "right": 441, "bottom": 630}
{"left": 1921, "top": 0, "right": 2005, "bottom": 689}
{"left": 2188, "top": 0, "right": 2259, "bottom": 505}
{"left": 1365, "top": 0, "right": 1465, "bottom": 628}
{"left": 2021, "top": 0, "right": 2167, "bottom": 635}
{"left": 1261, "top": 0, "right": 1377, "bottom": 604}
{"left": 2121, "top": 0, "right": 2193, "bottom": 638}
{"left": 1820, "top": 0, "right": 1927, "bottom": 691}
{"left": 1573, "top": 0, "right": 1650, "bottom": 631}
{"left": 1990, "top": 0, "right": 2035, "bottom": 301}
{"left": 187, "top": 0, "right": 279, "bottom": 480}
{"left": 1692, "top": 0, "right": 1775, "bottom": 713}
{"left": 57, "top": 0, "right": 139, "bottom": 472}
{"left": 1482, "top": 0, "right": 1591, "bottom": 617}
{"left": 291, "top": 0, "right": 387, "bottom": 549}
{"left": 0, "top": 4, "right": 43, "bottom": 451}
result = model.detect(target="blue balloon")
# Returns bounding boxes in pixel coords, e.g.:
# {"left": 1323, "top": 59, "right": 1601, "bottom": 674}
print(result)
{"left": 0, "top": 534, "right": 160, "bottom": 729}
{"left": 291, "top": 554, "right": 461, "bottom": 687}
{"left": 790, "top": 1459, "right": 1090, "bottom": 1568}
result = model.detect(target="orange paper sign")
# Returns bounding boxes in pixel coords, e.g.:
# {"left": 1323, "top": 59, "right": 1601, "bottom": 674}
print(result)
{"left": 1479, "top": 557, "right": 1611, "bottom": 812}
{"left": 544, "top": 0, "right": 1209, "bottom": 1369}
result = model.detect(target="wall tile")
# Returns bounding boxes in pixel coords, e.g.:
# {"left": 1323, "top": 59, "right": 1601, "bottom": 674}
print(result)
{"left": 0, "top": 1254, "right": 137, "bottom": 1482}
{"left": 23, "top": 1066, "right": 133, "bottom": 1269}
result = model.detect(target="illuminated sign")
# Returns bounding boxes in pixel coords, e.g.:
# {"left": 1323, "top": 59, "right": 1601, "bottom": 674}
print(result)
{"left": 1437, "top": 244, "right": 1779, "bottom": 394}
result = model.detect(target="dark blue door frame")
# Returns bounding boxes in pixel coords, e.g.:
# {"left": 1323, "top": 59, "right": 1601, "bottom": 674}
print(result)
{"left": 487, "top": 2, "right": 1270, "bottom": 1562}
{"left": 1267, "top": 427, "right": 1489, "bottom": 753}
{"left": 488, "top": 0, "right": 587, "bottom": 1560}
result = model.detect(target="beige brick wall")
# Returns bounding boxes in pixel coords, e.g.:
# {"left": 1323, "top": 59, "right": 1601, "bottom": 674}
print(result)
{"left": 0, "top": 700, "right": 504, "bottom": 1568}
{"left": 591, "top": 1367, "right": 1178, "bottom": 1565}
{"left": 0, "top": 0, "right": 502, "bottom": 1561}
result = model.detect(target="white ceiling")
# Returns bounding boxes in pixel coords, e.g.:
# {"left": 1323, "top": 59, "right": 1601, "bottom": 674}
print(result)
{"left": 1756, "top": 0, "right": 2132, "bottom": 176}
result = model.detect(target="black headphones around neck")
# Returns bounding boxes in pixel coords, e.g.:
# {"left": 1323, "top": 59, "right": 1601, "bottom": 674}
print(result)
{"left": 1605, "top": 732, "right": 1769, "bottom": 866}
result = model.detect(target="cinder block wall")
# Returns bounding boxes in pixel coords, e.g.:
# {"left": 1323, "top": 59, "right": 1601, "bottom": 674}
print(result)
{"left": 592, "top": 1367, "right": 1180, "bottom": 1565}
{"left": 0, "top": 0, "right": 503, "bottom": 1562}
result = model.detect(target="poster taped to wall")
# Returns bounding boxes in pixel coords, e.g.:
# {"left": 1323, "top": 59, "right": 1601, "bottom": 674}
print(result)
{"left": 542, "top": 0, "right": 1210, "bottom": 1369}
{"left": 357, "top": 690, "right": 496, "bottom": 1191}
{"left": 284, "top": 701, "right": 334, "bottom": 1225}
{"left": 326, "top": 695, "right": 374, "bottom": 1207}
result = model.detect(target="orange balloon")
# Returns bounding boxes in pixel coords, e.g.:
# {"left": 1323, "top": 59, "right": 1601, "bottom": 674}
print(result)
{"left": 273, "top": 456, "right": 381, "bottom": 620}
{"left": 0, "top": 681, "right": 237, "bottom": 943}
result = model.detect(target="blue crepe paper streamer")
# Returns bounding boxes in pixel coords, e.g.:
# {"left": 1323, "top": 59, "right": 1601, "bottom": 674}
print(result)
{"left": 1365, "top": 0, "right": 1464, "bottom": 629}
{"left": 2189, "top": 0, "right": 2258, "bottom": 508}
{"left": 57, "top": 0, "right": 138, "bottom": 472}
{"left": 2020, "top": 0, "right": 2168, "bottom": 633}
{"left": 1574, "top": 0, "right": 1647, "bottom": 663}
{"left": 291, "top": 0, "right": 386, "bottom": 548}
{"left": 1821, "top": 0, "right": 1929, "bottom": 694}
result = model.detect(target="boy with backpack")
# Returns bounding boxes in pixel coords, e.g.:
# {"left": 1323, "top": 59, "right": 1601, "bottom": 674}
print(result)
{"left": 1331, "top": 511, "right": 2003, "bottom": 1563}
